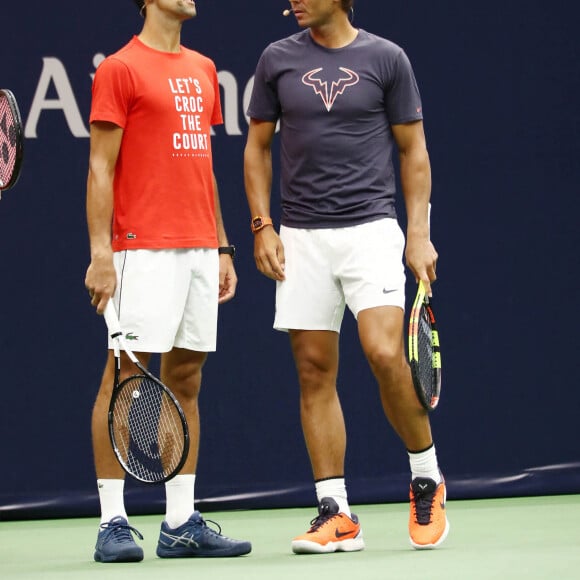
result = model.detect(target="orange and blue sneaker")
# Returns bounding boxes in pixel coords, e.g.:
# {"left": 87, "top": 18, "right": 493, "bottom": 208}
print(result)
{"left": 291, "top": 497, "right": 365, "bottom": 554}
{"left": 409, "top": 475, "right": 450, "bottom": 549}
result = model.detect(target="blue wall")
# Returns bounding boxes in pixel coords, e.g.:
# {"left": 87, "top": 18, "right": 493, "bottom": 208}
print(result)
{"left": 1, "top": 1, "right": 579, "bottom": 519}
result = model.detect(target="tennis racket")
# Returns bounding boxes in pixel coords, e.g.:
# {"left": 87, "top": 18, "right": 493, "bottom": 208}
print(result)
{"left": 408, "top": 280, "right": 441, "bottom": 411}
{"left": 103, "top": 301, "right": 189, "bottom": 483}
{"left": 0, "top": 89, "right": 24, "bottom": 196}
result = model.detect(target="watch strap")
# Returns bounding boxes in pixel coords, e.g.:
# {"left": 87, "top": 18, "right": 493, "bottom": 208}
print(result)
{"left": 218, "top": 245, "right": 236, "bottom": 258}
{"left": 251, "top": 216, "right": 273, "bottom": 233}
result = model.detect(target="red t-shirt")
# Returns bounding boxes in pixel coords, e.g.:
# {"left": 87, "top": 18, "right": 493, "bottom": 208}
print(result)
{"left": 90, "top": 36, "right": 223, "bottom": 251}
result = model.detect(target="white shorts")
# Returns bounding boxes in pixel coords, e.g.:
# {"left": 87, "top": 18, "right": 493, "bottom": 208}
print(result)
{"left": 274, "top": 218, "right": 406, "bottom": 332}
{"left": 109, "top": 248, "right": 219, "bottom": 352}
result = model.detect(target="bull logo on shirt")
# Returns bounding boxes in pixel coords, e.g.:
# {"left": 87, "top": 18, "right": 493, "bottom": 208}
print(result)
{"left": 301, "top": 67, "right": 360, "bottom": 112}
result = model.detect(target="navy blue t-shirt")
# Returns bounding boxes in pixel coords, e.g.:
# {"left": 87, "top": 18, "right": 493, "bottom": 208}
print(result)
{"left": 247, "top": 29, "right": 424, "bottom": 228}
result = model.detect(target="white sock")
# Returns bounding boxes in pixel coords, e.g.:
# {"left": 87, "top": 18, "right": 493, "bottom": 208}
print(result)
{"left": 97, "top": 479, "right": 127, "bottom": 524}
{"left": 315, "top": 477, "right": 351, "bottom": 517}
{"left": 408, "top": 444, "right": 442, "bottom": 484}
{"left": 165, "top": 474, "right": 196, "bottom": 529}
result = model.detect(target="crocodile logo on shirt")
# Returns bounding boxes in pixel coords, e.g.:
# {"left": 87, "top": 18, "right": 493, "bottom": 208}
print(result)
{"left": 302, "top": 67, "right": 360, "bottom": 112}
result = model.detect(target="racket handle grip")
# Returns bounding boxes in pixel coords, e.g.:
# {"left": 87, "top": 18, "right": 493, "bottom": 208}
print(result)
{"left": 103, "top": 300, "right": 122, "bottom": 337}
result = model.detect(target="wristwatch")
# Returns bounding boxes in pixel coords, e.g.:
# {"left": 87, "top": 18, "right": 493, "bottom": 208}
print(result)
{"left": 218, "top": 245, "right": 236, "bottom": 259}
{"left": 251, "top": 216, "right": 273, "bottom": 233}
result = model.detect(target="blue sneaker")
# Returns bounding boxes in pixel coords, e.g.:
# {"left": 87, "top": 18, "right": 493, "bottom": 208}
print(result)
{"left": 94, "top": 516, "right": 144, "bottom": 563}
{"left": 156, "top": 511, "right": 252, "bottom": 558}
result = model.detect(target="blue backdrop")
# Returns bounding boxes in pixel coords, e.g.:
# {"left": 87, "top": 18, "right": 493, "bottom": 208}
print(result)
{"left": 1, "top": 1, "right": 579, "bottom": 520}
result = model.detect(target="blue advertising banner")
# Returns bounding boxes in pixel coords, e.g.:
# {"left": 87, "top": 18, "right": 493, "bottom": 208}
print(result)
{"left": 0, "top": 1, "right": 579, "bottom": 519}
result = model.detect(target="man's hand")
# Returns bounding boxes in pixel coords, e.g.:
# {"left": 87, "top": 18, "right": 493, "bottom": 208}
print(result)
{"left": 253, "top": 227, "right": 286, "bottom": 281}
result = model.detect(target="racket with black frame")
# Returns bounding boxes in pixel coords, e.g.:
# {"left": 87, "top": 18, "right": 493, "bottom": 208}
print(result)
{"left": 103, "top": 301, "right": 189, "bottom": 483}
{"left": 408, "top": 280, "right": 442, "bottom": 411}
{"left": 0, "top": 89, "right": 24, "bottom": 196}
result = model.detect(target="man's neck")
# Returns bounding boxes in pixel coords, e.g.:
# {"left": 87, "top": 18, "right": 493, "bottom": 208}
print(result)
{"left": 138, "top": 18, "right": 183, "bottom": 53}
{"left": 310, "top": 17, "right": 357, "bottom": 49}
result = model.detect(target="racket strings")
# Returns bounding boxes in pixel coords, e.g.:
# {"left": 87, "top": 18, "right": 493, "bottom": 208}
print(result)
{"left": 416, "top": 309, "right": 436, "bottom": 401}
{"left": 0, "top": 97, "right": 17, "bottom": 185}
{"left": 112, "top": 376, "right": 186, "bottom": 482}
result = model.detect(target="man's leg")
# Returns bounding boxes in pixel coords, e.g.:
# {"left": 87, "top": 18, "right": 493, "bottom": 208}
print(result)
{"left": 92, "top": 351, "right": 149, "bottom": 563}
{"left": 155, "top": 347, "right": 251, "bottom": 558}
{"left": 357, "top": 306, "right": 432, "bottom": 448}
{"left": 290, "top": 329, "right": 344, "bottom": 480}
{"left": 358, "top": 305, "right": 449, "bottom": 549}
{"left": 160, "top": 347, "right": 206, "bottom": 480}
{"left": 288, "top": 329, "right": 364, "bottom": 554}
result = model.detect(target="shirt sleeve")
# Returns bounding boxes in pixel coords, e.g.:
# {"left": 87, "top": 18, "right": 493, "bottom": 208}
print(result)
{"left": 89, "top": 57, "right": 133, "bottom": 128}
{"left": 385, "top": 49, "right": 424, "bottom": 125}
{"left": 207, "top": 59, "right": 224, "bottom": 127}
{"left": 247, "top": 47, "right": 282, "bottom": 122}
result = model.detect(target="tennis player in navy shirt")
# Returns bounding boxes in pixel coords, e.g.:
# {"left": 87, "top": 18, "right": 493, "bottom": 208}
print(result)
{"left": 244, "top": 0, "right": 449, "bottom": 554}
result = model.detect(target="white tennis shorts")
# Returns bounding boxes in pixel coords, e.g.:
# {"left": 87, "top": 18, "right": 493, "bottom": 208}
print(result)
{"left": 274, "top": 218, "right": 406, "bottom": 332}
{"left": 109, "top": 248, "right": 219, "bottom": 352}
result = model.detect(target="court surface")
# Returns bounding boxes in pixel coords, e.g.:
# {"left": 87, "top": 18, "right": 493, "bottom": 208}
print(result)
{"left": 1, "top": 494, "right": 578, "bottom": 579}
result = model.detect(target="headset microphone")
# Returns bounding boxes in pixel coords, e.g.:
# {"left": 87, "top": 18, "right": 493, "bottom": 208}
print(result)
{"left": 282, "top": 9, "right": 293, "bottom": 16}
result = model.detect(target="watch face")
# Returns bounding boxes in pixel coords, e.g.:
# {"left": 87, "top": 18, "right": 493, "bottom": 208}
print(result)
{"left": 251, "top": 216, "right": 272, "bottom": 233}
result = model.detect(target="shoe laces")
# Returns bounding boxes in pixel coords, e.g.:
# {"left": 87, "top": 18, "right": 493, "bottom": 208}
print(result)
{"left": 308, "top": 500, "right": 340, "bottom": 533}
{"left": 100, "top": 519, "right": 144, "bottom": 543}
{"left": 411, "top": 481, "right": 436, "bottom": 525}
{"left": 196, "top": 514, "right": 225, "bottom": 538}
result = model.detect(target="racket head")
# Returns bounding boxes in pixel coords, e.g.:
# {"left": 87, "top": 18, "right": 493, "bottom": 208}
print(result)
{"left": 0, "top": 89, "right": 24, "bottom": 193}
{"left": 408, "top": 281, "right": 442, "bottom": 411}
{"left": 108, "top": 371, "right": 189, "bottom": 483}
{"left": 103, "top": 301, "right": 189, "bottom": 483}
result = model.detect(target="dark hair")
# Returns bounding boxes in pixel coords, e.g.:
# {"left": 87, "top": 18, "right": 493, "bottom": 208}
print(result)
{"left": 341, "top": 0, "right": 354, "bottom": 12}
{"left": 133, "top": 0, "right": 146, "bottom": 16}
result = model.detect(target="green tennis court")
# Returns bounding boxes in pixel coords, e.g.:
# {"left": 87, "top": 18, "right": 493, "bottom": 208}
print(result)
{"left": 1, "top": 494, "right": 578, "bottom": 579}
